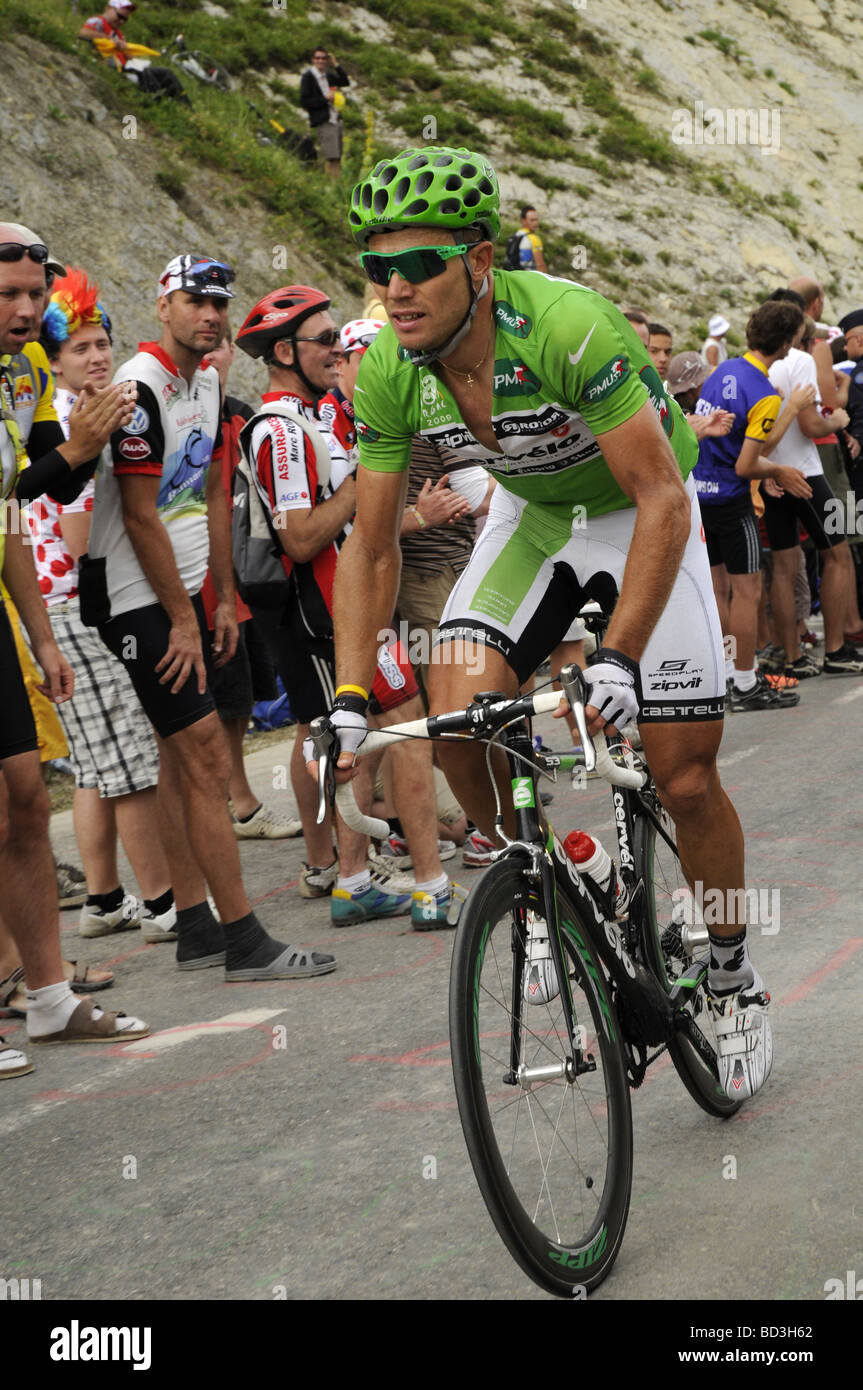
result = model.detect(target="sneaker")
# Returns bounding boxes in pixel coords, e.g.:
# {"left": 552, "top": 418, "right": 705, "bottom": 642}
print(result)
{"left": 299, "top": 860, "right": 338, "bottom": 899}
{"left": 331, "top": 881, "right": 413, "bottom": 926}
{"left": 823, "top": 643, "right": 863, "bottom": 675}
{"left": 378, "top": 835, "right": 456, "bottom": 871}
{"left": 707, "top": 969, "right": 773, "bottom": 1100}
{"left": 463, "top": 829, "right": 496, "bottom": 868}
{"left": 755, "top": 643, "right": 785, "bottom": 673}
{"left": 78, "top": 893, "right": 141, "bottom": 938}
{"left": 410, "top": 881, "right": 467, "bottom": 931}
{"left": 232, "top": 803, "right": 302, "bottom": 839}
{"left": 783, "top": 653, "right": 820, "bottom": 679}
{"left": 728, "top": 671, "right": 799, "bottom": 712}
{"left": 367, "top": 849, "right": 415, "bottom": 892}
{"left": 56, "top": 862, "right": 87, "bottom": 909}
{"left": 141, "top": 902, "right": 178, "bottom": 943}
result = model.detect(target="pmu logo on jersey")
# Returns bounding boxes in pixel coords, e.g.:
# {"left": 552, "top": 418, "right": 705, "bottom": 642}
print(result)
{"left": 494, "top": 301, "right": 533, "bottom": 338}
{"left": 355, "top": 418, "right": 380, "bottom": 442}
{"left": 493, "top": 359, "right": 541, "bottom": 396}
{"left": 582, "top": 355, "right": 630, "bottom": 404}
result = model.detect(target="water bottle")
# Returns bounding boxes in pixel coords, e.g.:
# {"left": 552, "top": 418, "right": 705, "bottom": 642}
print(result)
{"left": 564, "top": 830, "right": 630, "bottom": 920}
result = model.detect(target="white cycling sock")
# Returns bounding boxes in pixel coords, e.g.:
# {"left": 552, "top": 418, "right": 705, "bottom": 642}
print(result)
{"left": 414, "top": 872, "right": 448, "bottom": 897}
{"left": 337, "top": 870, "right": 370, "bottom": 894}
{"left": 707, "top": 929, "right": 755, "bottom": 995}
{"left": 733, "top": 668, "right": 757, "bottom": 692}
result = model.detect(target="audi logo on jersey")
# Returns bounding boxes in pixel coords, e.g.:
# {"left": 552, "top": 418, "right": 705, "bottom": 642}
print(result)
{"left": 118, "top": 436, "right": 150, "bottom": 460}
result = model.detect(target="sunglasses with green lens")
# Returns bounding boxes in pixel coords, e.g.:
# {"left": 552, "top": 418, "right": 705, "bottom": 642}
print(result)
{"left": 359, "top": 244, "right": 469, "bottom": 286}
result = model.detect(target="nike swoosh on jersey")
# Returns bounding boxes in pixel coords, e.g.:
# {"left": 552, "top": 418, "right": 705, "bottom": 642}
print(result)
{"left": 568, "top": 322, "right": 598, "bottom": 366}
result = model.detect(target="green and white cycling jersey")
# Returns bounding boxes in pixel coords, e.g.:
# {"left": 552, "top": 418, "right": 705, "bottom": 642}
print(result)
{"left": 354, "top": 270, "right": 698, "bottom": 515}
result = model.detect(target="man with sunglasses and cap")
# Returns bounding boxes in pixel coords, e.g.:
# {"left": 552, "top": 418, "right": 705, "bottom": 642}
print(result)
{"left": 318, "top": 145, "right": 775, "bottom": 1101}
{"left": 80, "top": 255, "right": 336, "bottom": 983}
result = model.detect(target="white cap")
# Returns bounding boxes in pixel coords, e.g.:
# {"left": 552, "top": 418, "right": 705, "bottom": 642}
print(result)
{"left": 708, "top": 314, "right": 730, "bottom": 337}
{"left": 0, "top": 223, "right": 66, "bottom": 278}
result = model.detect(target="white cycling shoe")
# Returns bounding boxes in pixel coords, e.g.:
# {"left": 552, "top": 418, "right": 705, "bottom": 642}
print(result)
{"left": 708, "top": 969, "right": 773, "bottom": 1100}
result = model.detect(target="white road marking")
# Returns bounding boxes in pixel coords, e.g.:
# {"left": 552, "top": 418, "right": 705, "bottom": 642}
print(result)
{"left": 833, "top": 685, "right": 863, "bottom": 705}
{"left": 120, "top": 1008, "right": 286, "bottom": 1055}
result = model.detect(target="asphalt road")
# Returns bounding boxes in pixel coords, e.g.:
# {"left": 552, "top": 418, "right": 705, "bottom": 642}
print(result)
{"left": 2, "top": 677, "right": 862, "bottom": 1303}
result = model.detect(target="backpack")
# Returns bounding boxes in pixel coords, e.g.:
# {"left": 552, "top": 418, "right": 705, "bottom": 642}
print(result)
{"left": 502, "top": 231, "right": 526, "bottom": 271}
{"left": 232, "top": 401, "right": 332, "bottom": 609}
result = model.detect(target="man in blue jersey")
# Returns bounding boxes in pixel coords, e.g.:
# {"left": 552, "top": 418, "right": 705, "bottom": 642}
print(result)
{"left": 692, "top": 299, "right": 817, "bottom": 712}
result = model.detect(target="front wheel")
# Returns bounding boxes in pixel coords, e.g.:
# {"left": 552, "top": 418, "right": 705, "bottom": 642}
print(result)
{"left": 449, "top": 858, "right": 633, "bottom": 1297}
{"left": 634, "top": 805, "right": 743, "bottom": 1118}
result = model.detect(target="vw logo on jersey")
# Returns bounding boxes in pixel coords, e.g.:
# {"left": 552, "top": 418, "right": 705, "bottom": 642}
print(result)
{"left": 123, "top": 405, "right": 150, "bottom": 435}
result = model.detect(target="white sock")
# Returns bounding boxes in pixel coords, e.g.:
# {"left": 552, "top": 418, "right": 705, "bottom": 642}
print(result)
{"left": 414, "top": 872, "right": 448, "bottom": 897}
{"left": 26, "top": 980, "right": 78, "bottom": 1038}
{"left": 734, "top": 668, "right": 757, "bottom": 692}
{"left": 337, "top": 870, "right": 370, "bottom": 894}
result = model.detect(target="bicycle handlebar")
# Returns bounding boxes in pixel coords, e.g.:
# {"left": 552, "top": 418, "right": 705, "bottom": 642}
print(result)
{"left": 310, "top": 671, "right": 646, "bottom": 839}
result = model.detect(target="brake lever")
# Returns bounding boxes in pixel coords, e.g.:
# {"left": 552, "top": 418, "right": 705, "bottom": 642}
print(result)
{"left": 558, "top": 663, "right": 597, "bottom": 773}
{"left": 309, "top": 715, "right": 336, "bottom": 826}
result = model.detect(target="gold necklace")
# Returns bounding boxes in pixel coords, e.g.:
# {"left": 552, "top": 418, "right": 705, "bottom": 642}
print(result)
{"left": 441, "top": 327, "right": 493, "bottom": 387}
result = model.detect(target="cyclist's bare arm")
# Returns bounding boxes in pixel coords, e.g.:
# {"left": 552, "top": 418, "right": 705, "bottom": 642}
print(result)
{"left": 591, "top": 399, "right": 691, "bottom": 664}
{"left": 332, "top": 464, "right": 409, "bottom": 751}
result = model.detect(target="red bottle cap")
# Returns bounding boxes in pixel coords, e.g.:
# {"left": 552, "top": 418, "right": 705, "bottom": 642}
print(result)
{"left": 563, "top": 831, "right": 596, "bottom": 863}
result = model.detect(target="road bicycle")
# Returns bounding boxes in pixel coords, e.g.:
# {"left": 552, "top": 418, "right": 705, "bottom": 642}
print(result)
{"left": 310, "top": 643, "right": 741, "bottom": 1298}
{"left": 162, "top": 34, "right": 231, "bottom": 90}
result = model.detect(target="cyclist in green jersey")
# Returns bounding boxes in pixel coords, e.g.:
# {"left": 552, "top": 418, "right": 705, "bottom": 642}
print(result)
{"left": 314, "top": 146, "right": 772, "bottom": 1101}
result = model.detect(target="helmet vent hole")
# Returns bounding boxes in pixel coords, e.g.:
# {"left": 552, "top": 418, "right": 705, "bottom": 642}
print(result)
{"left": 438, "top": 198, "right": 461, "bottom": 216}
{"left": 394, "top": 176, "right": 411, "bottom": 202}
{"left": 380, "top": 164, "right": 399, "bottom": 186}
{"left": 433, "top": 154, "right": 453, "bottom": 166}
{"left": 361, "top": 184, "right": 373, "bottom": 210}
{"left": 463, "top": 188, "right": 480, "bottom": 207}
{"left": 444, "top": 175, "right": 463, "bottom": 191}
{"left": 407, "top": 154, "right": 429, "bottom": 171}
{"left": 403, "top": 198, "right": 431, "bottom": 217}
{"left": 373, "top": 189, "right": 390, "bottom": 215}
{"left": 415, "top": 171, "right": 433, "bottom": 194}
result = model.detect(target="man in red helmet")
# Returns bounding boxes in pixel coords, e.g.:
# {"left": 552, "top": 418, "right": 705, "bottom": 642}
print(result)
{"left": 81, "top": 256, "right": 337, "bottom": 982}
{"left": 236, "top": 288, "right": 459, "bottom": 926}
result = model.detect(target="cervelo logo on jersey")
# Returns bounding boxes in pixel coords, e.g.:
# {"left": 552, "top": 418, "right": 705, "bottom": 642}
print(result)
{"left": 118, "top": 436, "right": 150, "bottom": 460}
{"left": 494, "top": 301, "right": 532, "bottom": 338}
{"left": 581, "top": 356, "right": 630, "bottom": 405}
{"left": 123, "top": 405, "right": 150, "bottom": 434}
{"left": 493, "top": 359, "right": 541, "bottom": 396}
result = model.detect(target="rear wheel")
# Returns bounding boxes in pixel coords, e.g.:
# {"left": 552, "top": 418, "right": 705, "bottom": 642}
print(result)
{"left": 449, "top": 858, "right": 633, "bottom": 1296}
{"left": 635, "top": 804, "right": 742, "bottom": 1118}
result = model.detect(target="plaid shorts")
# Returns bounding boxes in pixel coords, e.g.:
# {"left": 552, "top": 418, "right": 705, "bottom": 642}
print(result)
{"left": 46, "top": 598, "right": 159, "bottom": 797}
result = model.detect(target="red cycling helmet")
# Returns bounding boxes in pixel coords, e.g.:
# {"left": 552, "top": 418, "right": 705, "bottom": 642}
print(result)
{"left": 236, "top": 285, "right": 332, "bottom": 360}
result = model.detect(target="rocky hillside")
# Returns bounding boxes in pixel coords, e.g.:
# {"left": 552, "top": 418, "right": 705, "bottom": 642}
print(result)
{"left": 2, "top": 0, "right": 863, "bottom": 391}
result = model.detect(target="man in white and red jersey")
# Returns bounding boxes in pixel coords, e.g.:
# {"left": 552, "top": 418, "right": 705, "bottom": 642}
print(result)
{"left": 237, "top": 292, "right": 462, "bottom": 927}
{"left": 82, "top": 256, "right": 336, "bottom": 983}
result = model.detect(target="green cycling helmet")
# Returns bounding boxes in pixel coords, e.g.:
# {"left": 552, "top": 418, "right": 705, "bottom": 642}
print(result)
{"left": 349, "top": 146, "right": 500, "bottom": 246}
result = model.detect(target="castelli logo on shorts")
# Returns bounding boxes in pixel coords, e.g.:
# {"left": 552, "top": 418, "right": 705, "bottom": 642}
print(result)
{"left": 118, "top": 436, "right": 150, "bottom": 460}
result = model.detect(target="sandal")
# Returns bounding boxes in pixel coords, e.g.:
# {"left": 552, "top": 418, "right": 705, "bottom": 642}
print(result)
{"left": 29, "top": 996, "right": 150, "bottom": 1045}
{"left": 66, "top": 960, "right": 115, "bottom": 992}
{"left": 0, "top": 961, "right": 114, "bottom": 1018}
{"left": 0, "top": 967, "right": 27, "bottom": 1019}
{"left": 0, "top": 1036, "right": 33, "bottom": 1079}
